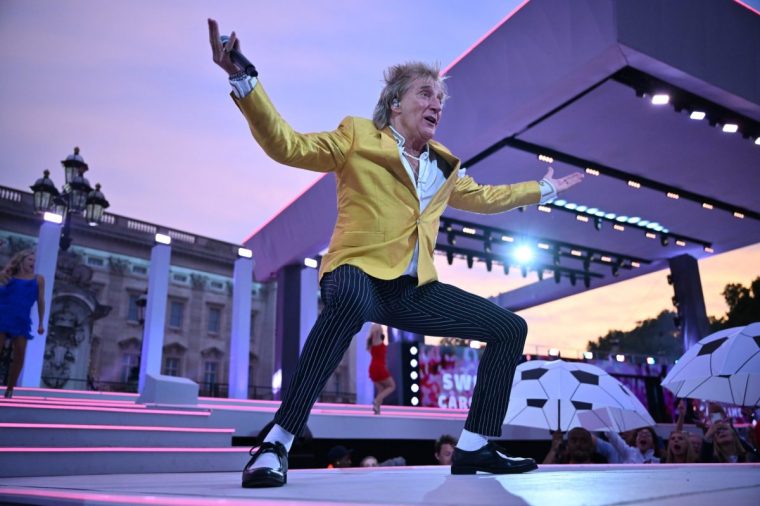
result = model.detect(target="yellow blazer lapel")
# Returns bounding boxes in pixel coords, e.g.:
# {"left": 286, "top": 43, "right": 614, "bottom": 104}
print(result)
{"left": 378, "top": 127, "right": 418, "bottom": 198}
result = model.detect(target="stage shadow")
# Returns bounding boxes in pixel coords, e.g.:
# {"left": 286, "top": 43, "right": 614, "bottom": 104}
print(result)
{"left": 422, "top": 475, "right": 530, "bottom": 506}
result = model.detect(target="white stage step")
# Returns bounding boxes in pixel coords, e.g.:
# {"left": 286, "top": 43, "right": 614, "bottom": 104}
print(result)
{"left": 0, "top": 402, "right": 212, "bottom": 428}
{"left": 0, "top": 423, "right": 234, "bottom": 448}
{"left": 0, "top": 447, "right": 250, "bottom": 477}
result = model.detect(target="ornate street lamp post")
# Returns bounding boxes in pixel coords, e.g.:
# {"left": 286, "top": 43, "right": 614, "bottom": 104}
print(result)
{"left": 29, "top": 147, "right": 110, "bottom": 250}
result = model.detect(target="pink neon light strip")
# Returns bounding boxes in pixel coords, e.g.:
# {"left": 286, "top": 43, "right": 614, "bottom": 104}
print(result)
{"left": 734, "top": 0, "right": 760, "bottom": 16}
{"left": 2, "top": 402, "right": 209, "bottom": 416}
{"left": 0, "top": 446, "right": 249, "bottom": 452}
{"left": 441, "top": 0, "right": 531, "bottom": 76}
{"left": 0, "top": 423, "right": 233, "bottom": 433}
{"left": 0, "top": 487, "right": 370, "bottom": 506}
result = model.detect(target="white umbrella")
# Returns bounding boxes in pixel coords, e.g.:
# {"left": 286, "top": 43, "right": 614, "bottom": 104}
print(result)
{"left": 662, "top": 322, "right": 760, "bottom": 406}
{"left": 578, "top": 406, "right": 656, "bottom": 433}
{"left": 504, "top": 359, "right": 654, "bottom": 432}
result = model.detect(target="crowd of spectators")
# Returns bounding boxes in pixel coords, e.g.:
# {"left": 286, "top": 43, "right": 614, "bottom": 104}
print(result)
{"left": 543, "top": 400, "right": 758, "bottom": 465}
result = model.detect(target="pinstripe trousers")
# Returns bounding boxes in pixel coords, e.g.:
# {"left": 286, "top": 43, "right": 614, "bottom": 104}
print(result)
{"left": 273, "top": 264, "right": 528, "bottom": 438}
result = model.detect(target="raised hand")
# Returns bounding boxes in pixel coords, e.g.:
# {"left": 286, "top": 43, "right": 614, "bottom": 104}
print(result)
{"left": 208, "top": 18, "right": 241, "bottom": 75}
{"left": 543, "top": 167, "right": 584, "bottom": 194}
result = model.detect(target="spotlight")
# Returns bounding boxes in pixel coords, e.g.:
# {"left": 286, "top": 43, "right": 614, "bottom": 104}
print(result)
{"left": 514, "top": 245, "right": 534, "bottom": 264}
{"left": 646, "top": 357, "right": 656, "bottom": 365}
{"left": 237, "top": 247, "right": 253, "bottom": 258}
{"left": 689, "top": 111, "right": 706, "bottom": 120}
{"left": 722, "top": 123, "right": 738, "bottom": 133}
{"left": 704, "top": 246, "right": 714, "bottom": 254}
{"left": 409, "top": 346, "right": 418, "bottom": 355}
{"left": 466, "top": 255, "right": 473, "bottom": 269}
{"left": 446, "top": 250, "right": 454, "bottom": 265}
{"left": 411, "top": 384, "right": 419, "bottom": 393}
{"left": 615, "top": 354, "right": 625, "bottom": 362}
{"left": 304, "top": 258, "right": 318, "bottom": 269}
{"left": 583, "top": 351, "right": 594, "bottom": 360}
{"left": 651, "top": 94, "right": 669, "bottom": 105}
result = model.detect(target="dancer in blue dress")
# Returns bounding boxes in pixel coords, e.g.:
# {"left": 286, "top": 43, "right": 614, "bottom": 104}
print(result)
{"left": 0, "top": 249, "right": 46, "bottom": 399}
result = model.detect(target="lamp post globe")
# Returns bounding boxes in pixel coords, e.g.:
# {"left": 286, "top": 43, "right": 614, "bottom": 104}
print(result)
{"left": 30, "top": 169, "right": 60, "bottom": 214}
{"left": 85, "top": 183, "right": 110, "bottom": 225}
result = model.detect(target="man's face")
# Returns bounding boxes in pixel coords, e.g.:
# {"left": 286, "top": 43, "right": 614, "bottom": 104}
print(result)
{"left": 395, "top": 77, "right": 444, "bottom": 144}
{"left": 435, "top": 443, "right": 454, "bottom": 465}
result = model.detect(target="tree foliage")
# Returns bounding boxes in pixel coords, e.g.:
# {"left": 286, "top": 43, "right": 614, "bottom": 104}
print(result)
{"left": 709, "top": 277, "right": 760, "bottom": 331}
{"left": 587, "top": 310, "right": 682, "bottom": 360}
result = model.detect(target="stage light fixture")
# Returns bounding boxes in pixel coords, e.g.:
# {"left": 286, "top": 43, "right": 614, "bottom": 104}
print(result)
{"left": 503, "top": 263, "right": 510, "bottom": 276}
{"left": 601, "top": 255, "right": 612, "bottom": 263}
{"left": 583, "top": 257, "right": 591, "bottom": 272}
{"left": 733, "top": 211, "right": 745, "bottom": 219}
{"left": 411, "top": 384, "right": 419, "bottom": 393}
{"left": 576, "top": 215, "right": 589, "bottom": 223}
{"left": 755, "top": 137, "right": 760, "bottom": 145}
{"left": 583, "top": 274, "right": 591, "bottom": 289}
{"left": 583, "top": 351, "right": 594, "bottom": 360}
{"left": 722, "top": 123, "right": 738, "bottom": 133}
{"left": 569, "top": 273, "right": 577, "bottom": 286}
{"left": 411, "top": 397, "right": 419, "bottom": 406}
{"left": 304, "top": 257, "right": 318, "bottom": 269}
{"left": 646, "top": 232, "right": 657, "bottom": 239}
{"left": 554, "top": 270, "right": 561, "bottom": 284}
{"left": 410, "top": 346, "right": 418, "bottom": 355}
{"left": 538, "top": 205, "right": 552, "bottom": 213}
{"left": 548, "top": 348, "right": 560, "bottom": 357}
{"left": 666, "top": 192, "right": 680, "bottom": 200}
{"left": 651, "top": 94, "right": 669, "bottom": 105}
{"left": 585, "top": 168, "right": 600, "bottom": 176}
{"left": 553, "top": 252, "right": 560, "bottom": 266}
{"left": 537, "top": 269, "right": 544, "bottom": 281}
{"left": 462, "top": 227, "right": 476, "bottom": 235}
{"left": 675, "top": 239, "right": 686, "bottom": 247}
{"left": 704, "top": 246, "right": 714, "bottom": 253}
{"left": 616, "top": 354, "right": 625, "bottom": 363}
{"left": 628, "top": 180, "right": 641, "bottom": 189}
{"left": 702, "top": 202, "right": 714, "bottom": 210}
{"left": 594, "top": 217, "right": 603, "bottom": 231}
{"left": 446, "top": 250, "right": 454, "bottom": 265}
{"left": 514, "top": 245, "right": 533, "bottom": 264}
{"left": 466, "top": 255, "right": 473, "bottom": 269}
{"left": 631, "top": 261, "right": 641, "bottom": 268}
{"left": 410, "top": 359, "right": 418, "bottom": 367}
{"left": 237, "top": 247, "right": 253, "bottom": 258}
{"left": 690, "top": 111, "right": 706, "bottom": 120}
{"left": 501, "top": 235, "right": 513, "bottom": 242}
{"left": 43, "top": 211, "right": 64, "bottom": 224}
{"left": 646, "top": 357, "right": 656, "bottom": 365}
{"left": 485, "top": 258, "right": 492, "bottom": 272}
{"left": 538, "top": 154, "right": 554, "bottom": 163}
{"left": 660, "top": 234, "right": 670, "bottom": 247}
{"left": 410, "top": 371, "right": 418, "bottom": 380}
{"left": 613, "top": 224, "right": 625, "bottom": 232}
{"left": 154, "top": 233, "right": 172, "bottom": 245}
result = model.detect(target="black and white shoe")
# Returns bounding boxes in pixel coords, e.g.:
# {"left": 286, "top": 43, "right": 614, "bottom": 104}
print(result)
{"left": 241, "top": 441, "right": 288, "bottom": 488}
{"left": 451, "top": 442, "right": 537, "bottom": 475}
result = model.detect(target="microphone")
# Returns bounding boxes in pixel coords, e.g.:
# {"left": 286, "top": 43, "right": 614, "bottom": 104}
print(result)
{"left": 220, "top": 35, "right": 258, "bottom": 77}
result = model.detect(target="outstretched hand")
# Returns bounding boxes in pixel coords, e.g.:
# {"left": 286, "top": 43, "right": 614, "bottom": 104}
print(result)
{"left": 543, "top": 167, "right": 584, "bottom": 194}
{"left": 208, "top": 18, "right": 241, "bottom": 75}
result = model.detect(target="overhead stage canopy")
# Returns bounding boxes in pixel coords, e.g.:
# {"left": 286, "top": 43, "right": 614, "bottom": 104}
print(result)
{"left": 244, "top": 0, "right": 760, "bottom": 311}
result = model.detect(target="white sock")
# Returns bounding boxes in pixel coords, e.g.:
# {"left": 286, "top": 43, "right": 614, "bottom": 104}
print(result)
{"left": 250, "top": 424, "right": 294, "bottom": 469}
{"left": 456, "top": 429, "right": 488, "bottom": 451}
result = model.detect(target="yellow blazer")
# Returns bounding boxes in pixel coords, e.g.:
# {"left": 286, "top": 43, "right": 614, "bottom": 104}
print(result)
{"left": 233, "top": 83, "right": 540, "bottom": 285}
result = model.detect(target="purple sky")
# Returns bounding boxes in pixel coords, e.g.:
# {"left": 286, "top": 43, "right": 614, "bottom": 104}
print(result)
{"left": 1, "top": 0, "right": 758, "bottom": 356}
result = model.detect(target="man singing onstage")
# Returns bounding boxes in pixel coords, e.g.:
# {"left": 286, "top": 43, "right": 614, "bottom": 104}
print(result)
{"left": 208, "top": 19, "right": 583, "bottom": 488}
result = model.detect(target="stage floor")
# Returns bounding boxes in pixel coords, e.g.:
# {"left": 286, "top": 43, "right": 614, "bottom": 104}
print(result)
{"left": 1, "top": 464, "right": 758, "bottom": 506}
